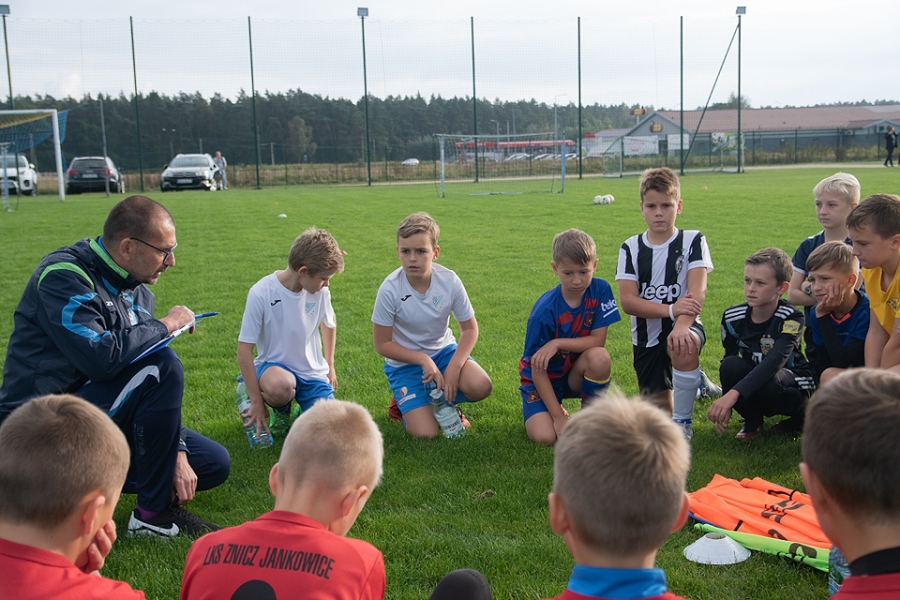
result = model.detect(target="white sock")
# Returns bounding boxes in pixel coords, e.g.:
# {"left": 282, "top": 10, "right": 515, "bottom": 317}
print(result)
{"left": 672, "top": 368, "right": 701, "bottom": 421}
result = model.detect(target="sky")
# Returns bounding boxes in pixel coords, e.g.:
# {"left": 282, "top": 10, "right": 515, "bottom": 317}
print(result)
{"left": 10, "top": 0, "right": 899, "bottom": 110}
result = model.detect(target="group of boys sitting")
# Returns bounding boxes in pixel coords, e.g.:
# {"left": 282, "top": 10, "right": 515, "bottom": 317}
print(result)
{"left": 5, "top": 167, "right": 900, "bottom": 599}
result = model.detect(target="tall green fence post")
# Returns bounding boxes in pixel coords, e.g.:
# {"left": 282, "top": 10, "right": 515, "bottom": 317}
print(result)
{"left": 129, "top": 17, "right": 144, "bottom": 192}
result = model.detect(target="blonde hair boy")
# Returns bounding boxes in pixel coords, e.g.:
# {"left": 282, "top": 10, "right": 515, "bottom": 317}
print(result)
{"left": 288, "top": 227, "right": 345, "bottom": 275}
{"left": 552, "top": 229, "right": 597, "bottom": 266}
{"left": 801, "top": 370, "right": 900, "bottom": 598}
{"left": 0, "top": 394, "right": 143, "bottom": 599}
{"left": 547, "top": 395, "right": 690, "bottom": 599}
{"left": 397, "top": 212, "right": 440, "bottom": 247}
{"left": 181, "top": 400, "right": 386, "bottom": 600}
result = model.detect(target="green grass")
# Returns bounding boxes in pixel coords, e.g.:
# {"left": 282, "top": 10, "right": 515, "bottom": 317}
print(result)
{"left": 2, "top": 168, "right": 899, "bottom": 600}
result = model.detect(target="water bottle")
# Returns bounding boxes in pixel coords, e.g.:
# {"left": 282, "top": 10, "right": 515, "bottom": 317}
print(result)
{"left": 428, "top": 383, "right": 466, "bottom": 439}
{"left": 236, "top": 376, "right": 273, "bottom": 448}
{"left": 828, "top": 545, "right": 850, "bottom": 596}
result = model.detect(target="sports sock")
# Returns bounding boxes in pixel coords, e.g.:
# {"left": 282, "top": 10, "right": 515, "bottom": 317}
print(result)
{"left": 581, "top": 376, "right": 610, "bottom": 406}
{"left": 672, "top": 368, "right": 701, "bottom": 421}
{"left": 135, "top": 506, "right": 161, "bottom": 520}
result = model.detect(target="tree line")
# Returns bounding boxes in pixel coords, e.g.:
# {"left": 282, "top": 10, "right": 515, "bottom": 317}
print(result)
{"left": 12, "top": 91, "right": 646, "bottom": 172}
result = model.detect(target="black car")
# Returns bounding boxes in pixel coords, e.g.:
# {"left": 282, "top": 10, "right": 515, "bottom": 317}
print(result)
{"left": 160, "top": 154, "right": 219, "bottom": 192}
{"left": 66, "top": 156, "right": 124, "bottom": 194}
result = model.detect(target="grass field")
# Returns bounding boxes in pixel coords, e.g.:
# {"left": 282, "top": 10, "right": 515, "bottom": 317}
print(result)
{"left": 1, "top": 168, "right": 898, "bottom": 600}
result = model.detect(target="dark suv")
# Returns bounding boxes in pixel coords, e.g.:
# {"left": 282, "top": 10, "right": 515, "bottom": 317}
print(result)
{"left": 160, "top": 154, "right": 219, "bottom": 192}
{"left": 66, "top": 156, "right": 123, "bottom": 194}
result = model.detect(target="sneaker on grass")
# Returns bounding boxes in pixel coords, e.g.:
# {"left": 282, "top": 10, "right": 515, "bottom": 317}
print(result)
{"left": 128, "top": 504, "right": 220, "bottom": 537}
{"left": 674, "top": 418, "right": 693, "bottom": 441}
{"left": 268, "top": 405, "right": 293, "bottom": 438}
{"left": 695, "top": 369, "right": 723, "bottom": 401}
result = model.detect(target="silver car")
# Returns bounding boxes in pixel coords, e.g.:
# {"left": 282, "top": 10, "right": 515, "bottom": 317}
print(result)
{"left": 160, "top": 153, "right": 219, "bottom": 192}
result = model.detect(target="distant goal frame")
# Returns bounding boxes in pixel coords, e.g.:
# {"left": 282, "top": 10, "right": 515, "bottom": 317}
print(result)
{"left": 0, "top": 109, "right": 66, "bottom": 202}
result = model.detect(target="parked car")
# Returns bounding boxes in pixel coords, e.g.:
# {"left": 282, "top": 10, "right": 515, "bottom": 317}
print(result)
{"left": 160, "top": 153, "right": 219, "bottom": 192}
{"left": 401, "top": 158, "right": 420, "bottom": 166}
{"left": 66, "top": 156, "right": 123, "bottom": 194}
{"left": 0, "top": 153, "right": 38, "bottom": 196}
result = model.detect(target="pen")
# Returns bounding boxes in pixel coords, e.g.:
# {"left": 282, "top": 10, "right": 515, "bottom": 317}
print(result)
{"left": 194, "top": 312, "right": 220, "bottom": 319}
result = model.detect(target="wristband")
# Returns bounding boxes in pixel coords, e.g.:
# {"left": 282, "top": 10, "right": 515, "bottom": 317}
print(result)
{"left": 668, "top": 304, "right": 675, "bottom": 321}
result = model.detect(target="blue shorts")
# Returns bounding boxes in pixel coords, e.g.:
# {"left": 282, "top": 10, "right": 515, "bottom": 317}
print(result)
{"left": 256, "top": 362, "right": 335, "bottom": 412}
{"left": 384, "top": 344, "right": 476, "bottom": 415}
{"left": 520, "top": 378, "right": 578, "bottom": 422}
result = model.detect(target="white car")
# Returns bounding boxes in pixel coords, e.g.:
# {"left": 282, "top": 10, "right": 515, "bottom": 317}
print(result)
{"left": 1, "top": 153, "right": 38, "bottom": 196}
{"left": 401, "top": 158, "right": 420, "bottom": 166}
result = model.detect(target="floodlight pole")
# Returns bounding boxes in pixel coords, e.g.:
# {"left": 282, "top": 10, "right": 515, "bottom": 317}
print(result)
{"left": 130, "top": 17, "right": 145, "bottom": 191}
{"left": 736, "top": 6, "right": 745, "bottom": 173}
{"left": 248, "top": 16, "right": 261, "bottom": 189}
{"left": 1, "top": 6, "right": 11, "bottom": 111}
{"left": 359, "top": 8, "right": 371, "bottom": 186}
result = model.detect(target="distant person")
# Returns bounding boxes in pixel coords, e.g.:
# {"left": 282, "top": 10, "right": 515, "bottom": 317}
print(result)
{"left": 803, "top": 242, "right": 868, "bottom": 385}
{"left": 0, "top": 394, "right": 144, "bottom": 599}
{"left": 519, "top": 229, "right": 620, "bottom": 445}
{"left": 848, "top": 194, "right": 900, "bottom": 372}
{"left": 544, "top": 395, "right": 691, "bottom": 600}
{"left": 801, "top": 369, "right": 900, "bottom": 598}
{"left": 615, "top": 167, "right": 717, "bottom": 441}
{"left": 237, "top": 227, "right": 344, "bottom": 440}
{"left": 180, "top": 400, "right": 492, "bottom": 600}
{"left": 372, "top": 212, "right": 492, "bottom": 438}
{"left": 708, "top": 248, "right": 816, "bottom": 439}
{"left": 885, "top": 126, "right": 897, "bottom": 167}
{"left": 213, "top": 151, "right": 228, "bottom": 189}
{"left": 0, "top": 196, "right": 229, "bottom": 536}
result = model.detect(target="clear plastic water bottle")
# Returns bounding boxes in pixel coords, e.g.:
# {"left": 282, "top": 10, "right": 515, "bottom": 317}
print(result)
{"left": 236, "top": 376, "right": 273, "bottom": 448}
{"left": 828, "top": 545, "right": 850, "bottom": 596}
{"left": 428, "top": 383, "right": 466, "bottom": 439}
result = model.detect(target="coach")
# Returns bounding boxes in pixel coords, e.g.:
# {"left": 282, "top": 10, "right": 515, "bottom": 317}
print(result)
{"left": 0, "top": 195, "right": 229, "bottom": 536}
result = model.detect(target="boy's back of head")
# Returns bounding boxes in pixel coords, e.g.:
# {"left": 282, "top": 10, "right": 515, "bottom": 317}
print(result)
{"left": 0, "top": 394, "right": 129, "bottom": 528}
{"left": 803, "top": 369, "right": 900, "bottom": 524}
{"left": 553, "top": 395, "right": 690, "bottom": 556}
{"left": 639, "top": 167, "right": 680, "bottom": 201}
{"left": 552, "top": 229, "right": 597, "bottom": 265}
{"left": 846, "top": 194, "right": 900, "bottom": 239}
{"left": 746, "top": 247, "right": 793, "bottom": 285}
{"left": 813, "top": 173, "right": 860, "bottom": 205}
{"left": 288, "top": 227, "right": 345, "bottom": 275}
{"left": 397, "top": 212, "right": 439, "bottom": 247}
{"left": 805, "top": 240, "right": 858, "bottom": 276}
{"left": 279, "top": 400, "right": 383, "bottom": 493}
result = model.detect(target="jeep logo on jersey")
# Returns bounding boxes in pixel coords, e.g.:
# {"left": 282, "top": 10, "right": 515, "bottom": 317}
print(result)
{"left": 305, "top": 302, "right": 316, "bottom": 315}
{"left": 640, "top": 282, "right": 682, "bottom": 303}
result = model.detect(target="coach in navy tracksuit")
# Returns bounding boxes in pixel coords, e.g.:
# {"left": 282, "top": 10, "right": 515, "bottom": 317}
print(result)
{"left": 0, "top": 196, "right": 229, "bottom": 536}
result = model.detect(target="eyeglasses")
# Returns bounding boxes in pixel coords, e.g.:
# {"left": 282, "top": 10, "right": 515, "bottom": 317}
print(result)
{"left": 131, "top": 237, "right": 177, "bottom": 263}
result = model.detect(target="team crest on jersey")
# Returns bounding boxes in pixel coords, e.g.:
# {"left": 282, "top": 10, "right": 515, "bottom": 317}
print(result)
{"left": 526, "top": 390, "right": 541, "bottom": 403}
{"left": 584, "top": 311, "right": 595, "bottom": 328}
{"left": 760, "top": 335, "right": 774, "bottom": 356}
{"left": 675, "top": 253, "right": 685, "bottom": 274}
{"left": 431, "top": 294, "right": 446, "bottom": 310}
{"left": 305, "top": 302, "right": 316, "bottom": 315}
{"left": 891, "top": 297, "right": 899, "bottom": 312}
{"left": 781, "top": 319, "right": 801, "bottom": 336}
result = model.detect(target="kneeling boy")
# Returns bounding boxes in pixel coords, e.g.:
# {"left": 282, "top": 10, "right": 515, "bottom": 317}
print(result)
{"left": 0, "top": 394, "right": 143, "bottom": 599}
{"left": 546, "top": 395, "right": 691, "bottom": 600}
{"left": 237, "top": 227, "right": 345, "bottom": 439}
{"left": 519, "top": 229, "right": 620, "bottom": 445}
{"left": 708, "top": 248, "right": 816, "bottom": 439}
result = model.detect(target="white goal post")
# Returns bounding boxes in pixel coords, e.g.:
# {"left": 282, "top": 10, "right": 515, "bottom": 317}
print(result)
{"left": 0, "top": 109, "right": 65, "bottom": 201}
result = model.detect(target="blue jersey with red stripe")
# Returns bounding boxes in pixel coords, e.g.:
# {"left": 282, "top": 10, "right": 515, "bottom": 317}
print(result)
{"left": 519, "top": 278, "right": 620, "bottom": 392}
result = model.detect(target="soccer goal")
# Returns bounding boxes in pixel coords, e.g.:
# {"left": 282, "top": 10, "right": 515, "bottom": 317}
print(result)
{"left": 0, "top": 109, "right": 66, "bottom": 207}
{"left": 432, "top": 132, "right": 573, "bottom": 198}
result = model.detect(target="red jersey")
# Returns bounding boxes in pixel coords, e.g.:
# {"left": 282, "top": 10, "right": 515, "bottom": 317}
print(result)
{"left": 0, "top": 536, "right": 145, "bottom": 600}
{"left": 833, "top": 572, "right": 900, "bottom": 599}
{"left": 548, "top": 591, "right": 687, "bottom": 600}
{"left": 181, "top": 510, "right": 385, "bottom": 600}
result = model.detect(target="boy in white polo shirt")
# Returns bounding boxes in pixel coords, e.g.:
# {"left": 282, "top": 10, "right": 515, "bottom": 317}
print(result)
{"left": 372, "top": 212, "right": 493, "bottom": 438}
{"left": 237, "top": 227, "right": 345, "bottom": 439}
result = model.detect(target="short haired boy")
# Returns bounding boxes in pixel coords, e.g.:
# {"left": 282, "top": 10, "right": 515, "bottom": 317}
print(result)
{"left": 545, "top": 395, "right": 690, "bottom": 600}
{"left": 519, "top": 229, "right": 620, "bottom": 445}
{"left": 804, "top": 241, "right": 869, "bottom": 385}
{"left": 181, "top": 400, "right": 385, "bottom": 600}
{"left": 0, "top": 394, "right": 144, "bottom": 599}
{"left": 372, "top": 212, "right": 493, "bottom": 438}
{"left": 708, "top": 248, "right": 816, "bottom": 439}
{"left": 615, "top": 167, "right": 715, "bottom": 440}
{"left": 801, "top": 369, "right": 900, "bottom": 599}
{"left": 846, "top": 194, "right": 900, "bottom": 372}
{"left": 238, "top": 227, "right": 344, "bottom": 439}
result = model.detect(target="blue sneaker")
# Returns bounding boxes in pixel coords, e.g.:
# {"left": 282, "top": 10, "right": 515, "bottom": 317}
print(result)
{"left": 696, "top": 369, "right": 723, "bottom": 400}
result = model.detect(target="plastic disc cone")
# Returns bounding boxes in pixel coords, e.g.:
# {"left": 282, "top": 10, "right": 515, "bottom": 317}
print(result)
{"left": 683, "top": 532, "right": 751, "bottom": 565}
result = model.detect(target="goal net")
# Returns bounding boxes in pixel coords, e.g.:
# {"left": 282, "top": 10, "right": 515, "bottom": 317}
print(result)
{"left": 0, "top": 109, "right": 67, "bottom": 205}
{"left": 432, "top": 132, "right": 572, "bottom": 198}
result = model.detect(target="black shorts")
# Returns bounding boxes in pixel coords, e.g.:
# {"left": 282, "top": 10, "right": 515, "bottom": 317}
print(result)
{"left": 633, "top": 321, "right": 706, "bottom": 396}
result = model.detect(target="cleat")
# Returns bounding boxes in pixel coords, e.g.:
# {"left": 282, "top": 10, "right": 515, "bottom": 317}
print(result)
{"left": 674, "top": 418, "right": 693, "bottom": 441}
{"left": 128, "top": 504, "right": 219, "bottom": 538}
{"left": 388, "top": 395, "right": 402, "bottom": 422}
{"left": 696, "top": 369, "right": 723, "bottom": 400}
